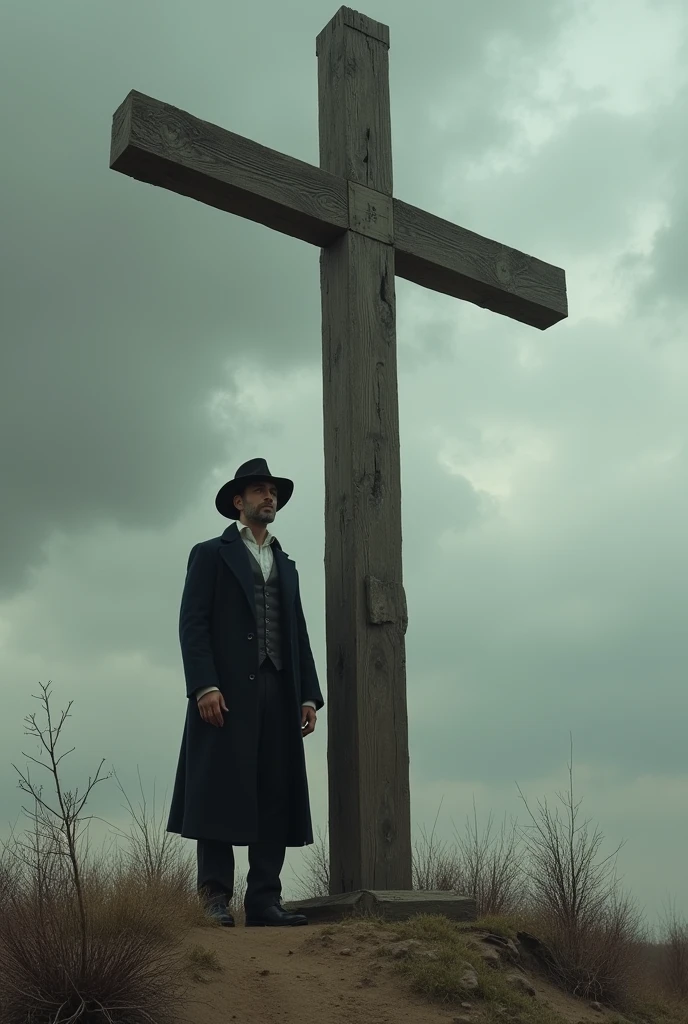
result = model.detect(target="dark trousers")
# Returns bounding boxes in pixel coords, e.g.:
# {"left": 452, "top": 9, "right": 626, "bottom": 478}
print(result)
{"left": 196, "top": 660, "right": 291, "bottom": 912}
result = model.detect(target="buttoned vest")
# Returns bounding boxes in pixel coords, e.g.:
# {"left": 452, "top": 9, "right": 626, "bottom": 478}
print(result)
{"left": 247, "top": 551, "right": 283, "bottom": 670}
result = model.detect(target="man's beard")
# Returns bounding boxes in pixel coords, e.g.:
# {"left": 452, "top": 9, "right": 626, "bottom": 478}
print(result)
{"left": 244, "top": 500, "right": 275, "bottom": 524}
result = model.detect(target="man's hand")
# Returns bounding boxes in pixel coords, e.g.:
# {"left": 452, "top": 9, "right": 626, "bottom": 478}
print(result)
{"left": 198, "top": 690, "right": 228, "bottom": 727}
{"left": 301, "top": 706, "right": 317, "bottom": 737}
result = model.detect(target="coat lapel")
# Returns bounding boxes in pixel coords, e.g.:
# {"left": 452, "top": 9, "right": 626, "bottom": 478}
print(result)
{"left": 272, "top": 544, "right": 298, "bottom": 612}
{"left": 218, "top": 524, "right": 297, "bottom": 622}
{"left": 219, "top": 523, "right": 257, "bottom": 622}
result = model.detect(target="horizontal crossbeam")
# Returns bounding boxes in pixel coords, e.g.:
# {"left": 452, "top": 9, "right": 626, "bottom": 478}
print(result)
{"left": 110, "top": 90, "right": 567, "bottom": 329}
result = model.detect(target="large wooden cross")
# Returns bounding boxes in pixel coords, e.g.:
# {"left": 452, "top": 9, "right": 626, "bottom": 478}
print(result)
{"left": 110, "top": 6, "right": 566, "bottom": 896}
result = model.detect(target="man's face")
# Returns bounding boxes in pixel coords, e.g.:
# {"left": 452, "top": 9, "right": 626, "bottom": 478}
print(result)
{"left": 235, "top": 481, "right": 278, "bottom": 524}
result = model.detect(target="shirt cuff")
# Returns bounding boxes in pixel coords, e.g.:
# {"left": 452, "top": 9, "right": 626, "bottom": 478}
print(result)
{"left": 196, "top": 685, "right": 220, "bottom": 701}
{"left": 197, "top": 688, "right": 315, "bottom": 709}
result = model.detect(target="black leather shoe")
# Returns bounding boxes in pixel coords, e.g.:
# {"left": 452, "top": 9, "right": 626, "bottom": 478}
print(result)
{"left": 245, "top": 903, "right": 308, "bottom": 927}
{"left": 206, "top": 900, "right": 235, "bottom": 927}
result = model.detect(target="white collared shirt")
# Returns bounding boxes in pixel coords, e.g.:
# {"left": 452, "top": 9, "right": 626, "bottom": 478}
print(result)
{"left": 195, "top": 523, "right": 316, "bottom": 709}
{"left": 238, "top": 522, "right": 276, "bottom": 581}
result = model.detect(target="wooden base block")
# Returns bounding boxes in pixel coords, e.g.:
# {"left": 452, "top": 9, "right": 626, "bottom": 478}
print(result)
{"left": 283, "top": 890, "right": 477, "bottom": 924}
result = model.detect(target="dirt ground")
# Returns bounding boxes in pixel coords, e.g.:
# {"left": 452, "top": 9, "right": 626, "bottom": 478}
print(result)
{"left": 181, "top": 921, "right": 616, "bottom": 1024}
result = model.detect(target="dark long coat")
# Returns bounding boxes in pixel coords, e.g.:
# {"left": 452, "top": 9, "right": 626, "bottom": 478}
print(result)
{"left": 166, "top": 522, "right": 324, "bottom": 846}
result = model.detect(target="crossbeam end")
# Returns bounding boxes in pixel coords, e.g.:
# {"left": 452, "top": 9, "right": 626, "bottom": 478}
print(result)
{"left": 110, "top": 91, "right": 348, "bottom": 248}
{"left": 394, "top": 199, "right": 568, "bottom": 330}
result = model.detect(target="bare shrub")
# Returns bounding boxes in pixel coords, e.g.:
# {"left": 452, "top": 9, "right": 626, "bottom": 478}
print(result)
{"left": 111, "top": 768, "right": 194, "bottom": 892}
{"left": 291, "top": 826, "right": 329, "bottom": 899}
{"left": 0, "top": 828, "right": 23, "bottom": 912}
{"left": 413, "top": 801, "right": 462, "bottom": 892}
{"left": 411, "top": 799, "right": 525, "bottom": 918}
{"left": 0, "top": 682, "right": 189, "bottom": 1024}
{"left": 516, "top": 740, "right": 643, "bottom": 1005}
{"left": 658, "top": 901, "right": 688, "bottom": 1000}
{"left": 105, "top": 768, "right": 205, "bottom": 935}
{"left": 453, "top": 799, "right": 525, "bottom": 917}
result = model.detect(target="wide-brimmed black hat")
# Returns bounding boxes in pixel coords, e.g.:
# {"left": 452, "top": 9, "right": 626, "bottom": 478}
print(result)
{"left": 215, "top": 458, "right": 294, "bottom": 520}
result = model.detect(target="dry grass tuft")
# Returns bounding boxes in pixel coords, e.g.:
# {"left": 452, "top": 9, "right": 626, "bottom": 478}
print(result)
{"left": 0, "top": 882, "right": 188, "bottom": 1024}
{"left": 413, "top": 797, "right": 526, "bottom": 919}
{"left": 452, "top": 800, "right": 526, "bottom": 918}
{"left": 228, "top": 870, "right": 248, "bottom": 921}
{"left": 185, "top": 944, "right": 223, "bottom": 984}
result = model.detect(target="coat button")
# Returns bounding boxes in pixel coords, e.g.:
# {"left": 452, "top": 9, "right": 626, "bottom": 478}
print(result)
{"left": 247, "top": 633, "right": 254, "bottom": 640}
{"left": 249, "top": 673, "right": 255, "bottom": 680}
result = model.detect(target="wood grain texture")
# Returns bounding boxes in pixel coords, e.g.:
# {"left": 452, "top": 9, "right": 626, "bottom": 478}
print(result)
{"left": 317, "top": 12, "right": 393, "bottom": 193}
{"left": 284, "top": 889, "right": 477, "bottom": 923}
{"left": 110, "top": 91, "right": 348, "bottom": 246}
{"left": 394, "top": 198, "right": 568, "bottom": 330}
{"left": 319, "top": 7, "right": 410, "bottom": 896}
{"left": 320, "top": 229, "right": 412, "bottom": 894}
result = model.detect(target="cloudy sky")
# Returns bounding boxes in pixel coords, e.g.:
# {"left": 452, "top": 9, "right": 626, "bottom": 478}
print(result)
{"left": 1, "top": 0, "right": 686, "bottom": 925}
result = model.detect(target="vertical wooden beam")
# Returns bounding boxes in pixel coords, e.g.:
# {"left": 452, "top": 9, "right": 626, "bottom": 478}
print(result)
{"left": 317, "top": 8, "right": 392, "bottom": 193}
{"left": 317, "top": 8, "right": 412, "bottom": 893}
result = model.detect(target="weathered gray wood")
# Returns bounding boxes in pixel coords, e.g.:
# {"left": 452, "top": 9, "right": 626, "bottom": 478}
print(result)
{"left": 109, "top": 93, "right": 566, "bottom": 329}
{"left": 320, "top": 228, "right": 412, "bottom": 892}
{"left": 110, "top": 91, "right": 348, "bottom": 246}
{"left": 394, "top": 199, "right": 567, "bottom": 329}
{"left": 365, "top": 575, "right": 408, "bottom": 629}
{"left": 348, "top": 182, "right": 394, "bottom": 243}
{"left": 284, "top": 889, "right": 477, "bottom": 923}
{"left": 316, "top": 10, "right": 393, "bottom": 194}
{"left": 339, "top": 7, "right": 390, "bottom": 45}
{"left": 318, "top": 10, "right": 412, "bottom": 894}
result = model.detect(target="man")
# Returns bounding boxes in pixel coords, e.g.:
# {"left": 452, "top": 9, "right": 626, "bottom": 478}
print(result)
{"left": 167, "top": 458, "right": 324, "bottom": 928}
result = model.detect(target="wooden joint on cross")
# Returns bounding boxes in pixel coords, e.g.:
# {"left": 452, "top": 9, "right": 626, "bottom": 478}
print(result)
{"left": 348, "top": 182, "right": 394, "bottom": 243}
{"left": 365, "top": 575, "right": 408, "bottom": 634}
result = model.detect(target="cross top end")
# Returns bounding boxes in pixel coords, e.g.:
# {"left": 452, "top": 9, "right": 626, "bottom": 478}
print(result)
{"left": 316, "top": 7, "right": 390, "bottom": 53}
